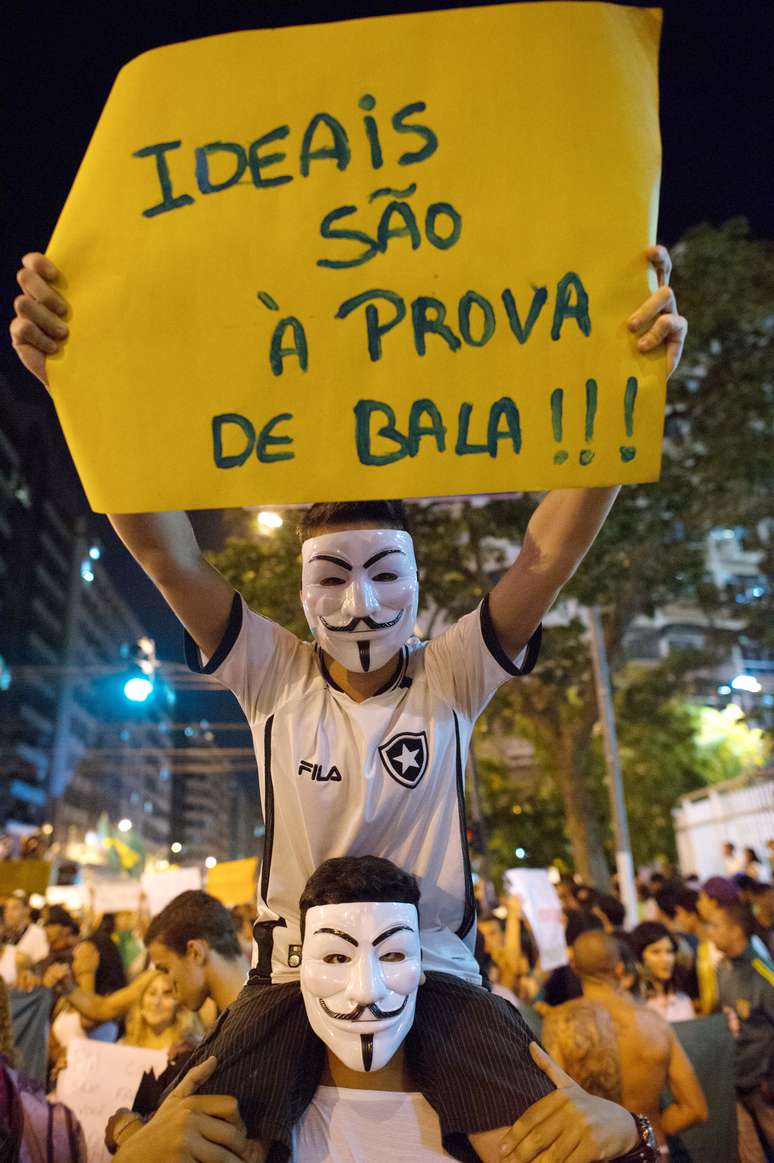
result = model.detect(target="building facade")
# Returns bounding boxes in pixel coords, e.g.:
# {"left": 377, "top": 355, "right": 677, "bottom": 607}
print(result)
{"left": 0, "top": 374, "right": 174, "bottom": 858}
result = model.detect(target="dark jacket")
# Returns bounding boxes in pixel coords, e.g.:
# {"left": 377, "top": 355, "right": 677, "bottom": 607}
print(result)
{"left": 717, "top": 942, "right": 774, "bottom": 1092}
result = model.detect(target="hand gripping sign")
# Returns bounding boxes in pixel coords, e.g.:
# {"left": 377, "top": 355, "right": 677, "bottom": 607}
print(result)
{"left": 46, "top": 2, "right": 664, "bottom": 513}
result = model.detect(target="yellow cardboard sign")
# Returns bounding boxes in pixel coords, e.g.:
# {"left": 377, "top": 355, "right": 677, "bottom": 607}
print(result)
{"left": 206, "top": 857, "right": 257, "bottom": 906}
{"left": 47, "top": 2, "right": 663, "bottom": 513}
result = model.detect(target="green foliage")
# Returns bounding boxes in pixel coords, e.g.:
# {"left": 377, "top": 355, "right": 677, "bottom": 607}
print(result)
{"left": 205, "top": 518, "right": 308, "bottom": 639}
{"left": 691, "top": 704, "right": 771, "bottom": 785}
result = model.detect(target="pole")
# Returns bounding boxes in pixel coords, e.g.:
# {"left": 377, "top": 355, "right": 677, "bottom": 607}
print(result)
{"left": 49, "top": 516, "right": 89, "bottom": 805}
{"left": 585, "top": 606, "right": 638, "bottom": 929}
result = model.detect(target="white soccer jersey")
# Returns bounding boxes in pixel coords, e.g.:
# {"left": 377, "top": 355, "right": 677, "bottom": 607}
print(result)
{"left": 185, "top": 593, "right": 540, "bottom": 984}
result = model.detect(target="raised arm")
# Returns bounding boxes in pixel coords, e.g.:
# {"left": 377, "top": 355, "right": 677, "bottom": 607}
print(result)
{"left": 52, "top": 964, "right": 155, "bottom": 1023}
{"left": 10, "top": 253, "right": 234, "bottom": 657}
{"left": 488, "top": 245, "right": 687, "bottom": 657}
{"left": 661, "top": 1031, "right": 708, "bottom": 1136}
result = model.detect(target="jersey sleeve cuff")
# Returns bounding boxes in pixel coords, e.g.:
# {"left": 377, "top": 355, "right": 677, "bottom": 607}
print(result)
{"left": 480, "top": 593, "right": 542, "bottom": 676}
{"left": 183, "top": 591, "right": 243, "bottom": 674}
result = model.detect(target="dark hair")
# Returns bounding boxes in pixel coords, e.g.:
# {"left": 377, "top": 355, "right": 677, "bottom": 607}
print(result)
{"left": 299, "top": 856, "right": 420, "bottom": 940}
{"left": 95, "top": 912, "right": 116, "bottom": 937}
{"left": 676, "top": 888, "right": 699, "bottom": 915}
{"left": 716, "top": 899, "right": 757, "bottom": 939}
{"left": 565, "top": 908, "right": 604, "bottom": 947}
{"left": 649, "top": 873, "right": 666, "bottom": 887}
{"left": 744, "top": 848, "right": 761, "bottom": 864}
{"left": 655, "top": 890, "right": 679, "bottom": 921}
{"left": 626, "top": 922, "right": 677, "bottom": 962}
{"left": 45, "top": 905, "right": 79, "bottom": 934}
{"left": 144, "top": 891, "right": 242, "bottom": 959}
{"left": 297, "top": 500, "right": 410, "bottom": 541}
{"left": 596, "top": 894, "right": 626, "bottom": 929}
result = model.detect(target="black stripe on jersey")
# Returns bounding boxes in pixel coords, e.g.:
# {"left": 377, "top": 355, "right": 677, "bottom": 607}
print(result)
{"left": 183, "top": 591, "right": 243, "bottom": 674}
{"left": 255, "top": 714, "right": 286, "bottom": 979}
{"left": 480, "top": 593, "right": 542, "bottom": 677}
{"left": 453, "top": 711, "right": 476, "bottom": 940}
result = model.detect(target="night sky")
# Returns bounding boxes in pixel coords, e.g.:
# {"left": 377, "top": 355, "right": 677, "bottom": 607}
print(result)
{"left": 3, "top": 0, "right": 772, "bottom": 664}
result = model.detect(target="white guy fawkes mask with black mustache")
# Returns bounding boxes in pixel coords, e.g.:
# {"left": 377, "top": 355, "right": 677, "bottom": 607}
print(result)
{"left": 300, "top": 529, "right": 419, "bottom": 673}
{"left": 300, "top": 901, "right": 422, "bottom": 1072}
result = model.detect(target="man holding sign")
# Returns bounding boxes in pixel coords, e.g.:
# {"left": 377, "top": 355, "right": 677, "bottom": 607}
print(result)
{"left": 10, "top": 239, "right": 681, "bottom": 1161}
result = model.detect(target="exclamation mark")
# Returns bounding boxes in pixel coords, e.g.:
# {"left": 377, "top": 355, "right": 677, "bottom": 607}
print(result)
{"left": 551, "top": 388, "right": 567, "bottom": 464}
{"left": 580, "top": 378, "right": 597, "bottom": 465}
{"left": 620, "top": 376, "right": 638, "bottom": 462}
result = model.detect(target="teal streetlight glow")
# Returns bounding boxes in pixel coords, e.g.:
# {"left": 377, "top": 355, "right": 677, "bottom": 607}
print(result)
{"left": 123, "top": 675, "right": 154, "bottom": 702}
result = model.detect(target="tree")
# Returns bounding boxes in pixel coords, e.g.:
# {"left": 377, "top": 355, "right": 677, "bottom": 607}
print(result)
{"left": 207, "top": 220, "right": 773, "bottom": 886}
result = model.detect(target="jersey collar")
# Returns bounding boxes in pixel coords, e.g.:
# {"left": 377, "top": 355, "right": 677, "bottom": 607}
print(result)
{"left": 316, "top": 644, "right": 411, "bottom": 697}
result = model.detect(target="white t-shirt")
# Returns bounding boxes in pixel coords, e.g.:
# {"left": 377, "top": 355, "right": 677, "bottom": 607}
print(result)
{"left": 186, "top": 593, "right": 540, "bottom": 984}
{"left": 291, "top": 1086, "right": 450, "bottom": 1161}
{"left": 0, "top": 923, "right": 49, "bottom": 982}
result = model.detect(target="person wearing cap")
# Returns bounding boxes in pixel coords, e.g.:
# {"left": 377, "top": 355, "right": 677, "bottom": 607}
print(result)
{"left": 0, "top": 891, "right": 49, "bottom": 984}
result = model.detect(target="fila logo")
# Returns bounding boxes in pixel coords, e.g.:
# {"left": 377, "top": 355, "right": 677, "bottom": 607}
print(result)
{"left": 298, "top": 760, "right": 343, "bottom": 782}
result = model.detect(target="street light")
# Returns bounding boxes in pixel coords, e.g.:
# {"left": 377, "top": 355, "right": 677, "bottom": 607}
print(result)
{"left": 256, "top": 510, "right": 283, "bottom": 532}
{"left": 205, "top": 856, "right": 217, "bottom": 869}
{"left": 731, "top": 674, "right": 762, "bottom": 694}
{"left": 123, "top": 675, "right": 154, "bottom": 702}
{"left": 117, "top": 818, "right": 133, "bottom": 833}
{"left": 170, "top": 841, "right": 183, "bottom": 854}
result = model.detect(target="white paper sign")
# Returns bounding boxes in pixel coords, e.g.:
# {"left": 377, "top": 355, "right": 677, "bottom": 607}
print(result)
{"left": 504, "top": 868, "right": 568, "bottom": 972}
{"left": 56, "top": 1039, "right": 168, "bottom": 1163}
{"left": 46, "top": 885, "right": 87, "bottom": 911}
{"left": 93, "top": 880, "right": 143, "bottom": 914}
{"left": 141, "top": 866, "right": 202, "bottom": 917}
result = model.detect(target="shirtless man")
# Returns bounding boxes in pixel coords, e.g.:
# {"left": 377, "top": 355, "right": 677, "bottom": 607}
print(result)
{"left": 542, "top": 931, "right": 707, "bottom": 1155}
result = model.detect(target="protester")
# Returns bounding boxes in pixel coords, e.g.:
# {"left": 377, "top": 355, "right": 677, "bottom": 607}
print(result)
{"left": 230, "top": 904, "right": 255, "bottom": 962}
{"left": 79, "top": 913, "right": 128, "bottom": 996}
{"left": 0, "top": 891, "right": 49, "bottom": 984}
{"left": 121, "top": 971, "right": 203, "bottom": 1053}
{"left": 743, "top": 847, "right": 764, "bottom": 881}
{"left": 539, "top": 909, "right": 605, "bottom": 1009}
{"left": 111, "top": 859, "right": 657, "bottom": 1162}
{"left": 750, "top": 882, "right": 774, "bottom": 956}
{"left": 723, "top": 841, "right": 743, "bottom": 877}
{"left": 11, "top": 243, "right": 685, "bottom": 1162}
{"left": 674, "top": 888, "right": 720, "bottom": 1016}
{"left": 542, "top": 931, "right": 707, "bottom": 1156}
{"left": 626, "top": 922, "right": 695, "bottom": 1022}
{"left": 709, "top": 899, "right": 774, "bottom": 1163}
{"left": 114, "top": 910, "right": 148, "bottom": 981}
{"left": 0, "top": 976, "right": 87, "bottom": 1161}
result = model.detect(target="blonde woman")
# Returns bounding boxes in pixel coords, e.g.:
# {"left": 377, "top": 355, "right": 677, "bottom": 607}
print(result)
{"left": 121, "top": 971, "right": 202, "bottom": 1053}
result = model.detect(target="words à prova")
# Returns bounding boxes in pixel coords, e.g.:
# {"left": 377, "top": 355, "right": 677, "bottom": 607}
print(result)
{"left": 266, "top": 273, "right": 592, "bottom": 377}
{"left": 132, "top": 94, "right": 438, "bottom": 218}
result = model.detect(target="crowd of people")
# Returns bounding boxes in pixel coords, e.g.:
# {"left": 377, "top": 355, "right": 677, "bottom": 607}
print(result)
{"left": 0, "top": 840, "right": 771, "bottom": 1161}
{"left": 477, "top": 848, "right": 774, "bottom": 1163}
{"left": 2, "top": 247, "right": 732, "bottom": 1163}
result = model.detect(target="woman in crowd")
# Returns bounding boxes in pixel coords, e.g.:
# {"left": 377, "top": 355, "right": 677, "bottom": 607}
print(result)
{"left": 744, "top": 847, "right": 764, "bottom": 881}
{"left": 627, "top": 921, "right": 696, "bottom": 1023}
{"left": 121, "top": 971, "right": 202, "bottom": 1053}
